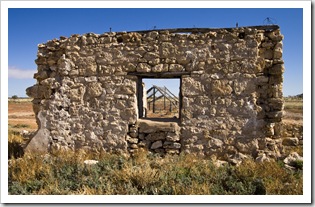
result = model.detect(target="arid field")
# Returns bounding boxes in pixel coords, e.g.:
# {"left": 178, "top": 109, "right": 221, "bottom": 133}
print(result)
{"left": 8, "top": 98, "right": 37, "bottom": 132}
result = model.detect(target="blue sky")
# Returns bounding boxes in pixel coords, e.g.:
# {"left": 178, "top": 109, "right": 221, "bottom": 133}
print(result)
{"left": 8, "top": 7, "right": 303, "bottom": 97}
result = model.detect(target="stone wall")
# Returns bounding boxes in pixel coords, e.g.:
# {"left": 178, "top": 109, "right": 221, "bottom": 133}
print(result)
{"left": 26, "top": 25, "right": 285, "bottom": 161}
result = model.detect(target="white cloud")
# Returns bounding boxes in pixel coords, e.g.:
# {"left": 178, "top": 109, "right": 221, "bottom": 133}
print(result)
{"left": 8, "top": 67, "right": 36, "bottom": 79}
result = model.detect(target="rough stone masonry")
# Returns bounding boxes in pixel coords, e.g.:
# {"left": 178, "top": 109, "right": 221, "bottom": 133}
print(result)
{"left": 26, "top": 25, "right": 285, "bottom": 162}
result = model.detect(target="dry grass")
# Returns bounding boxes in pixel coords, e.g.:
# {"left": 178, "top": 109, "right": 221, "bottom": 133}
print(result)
{"left": 8, "top": 135, "right": 303, "bottom": 195}
{"left": 283, "top": 99, "right": 303, "bottom": 115}
{"left": 283, "top": 99, "right": 303, "bottom": 125}
{"left": 8, "top": 131, "right": 25, "bottom": 159}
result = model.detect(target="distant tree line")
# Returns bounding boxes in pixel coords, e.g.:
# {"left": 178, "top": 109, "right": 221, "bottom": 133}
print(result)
{"left": 285, "top": 93, "right": 303, "bottom": 100}
{"left": 296, "top": 93, "right": 303, "bottom": 99}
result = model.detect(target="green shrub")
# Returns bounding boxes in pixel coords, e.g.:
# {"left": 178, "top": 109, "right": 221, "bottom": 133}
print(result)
{"left": 291, "top": 160, "right": 303, "bottom": 170}
{"left": 12, "top": 124, "right": 30, "bottom": 128}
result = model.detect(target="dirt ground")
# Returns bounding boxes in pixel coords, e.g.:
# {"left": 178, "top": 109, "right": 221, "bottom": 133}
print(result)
{"left": 146, "top": 99, "right": 179, "bottom": 118}
{"left": 8, "top": 100, "right": 37, "bottom": 132}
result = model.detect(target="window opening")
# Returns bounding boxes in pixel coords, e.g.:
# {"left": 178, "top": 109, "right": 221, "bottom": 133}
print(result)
{"left": 139, "top": 78, "right": 181, "bottom": 121}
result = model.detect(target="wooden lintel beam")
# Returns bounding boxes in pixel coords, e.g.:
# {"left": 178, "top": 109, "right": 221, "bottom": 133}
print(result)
{"left": 128, "top": 72, "right": 190, "bottom": 78}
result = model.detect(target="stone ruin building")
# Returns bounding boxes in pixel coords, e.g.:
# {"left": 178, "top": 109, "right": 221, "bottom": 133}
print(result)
{"left": 26, "top": 25, "right": 286, "bottom": 162}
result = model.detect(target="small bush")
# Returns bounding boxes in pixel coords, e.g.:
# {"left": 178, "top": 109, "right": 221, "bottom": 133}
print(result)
{"left": 291, "top": 160, "right": 303, "bottom": 170}
{"left": 8, "top": 131, "right": 24, "bottom": 159}
{"left": 12, "top": 124, "right": 30, "bottom": 129}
